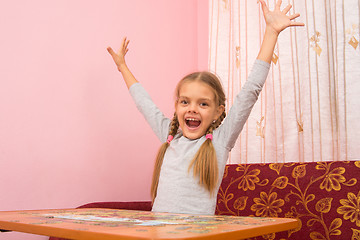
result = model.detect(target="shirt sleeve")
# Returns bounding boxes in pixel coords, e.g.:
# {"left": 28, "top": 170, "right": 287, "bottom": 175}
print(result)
{"left": 129, "top": 83, "right": 171, "bottom": 143}
{"left": 215, "top": 59, "right": 270, "bottom": 150}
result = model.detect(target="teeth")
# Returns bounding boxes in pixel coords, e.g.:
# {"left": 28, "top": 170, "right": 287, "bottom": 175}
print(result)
{"left": 186, "top": 118, "right": 200, "bottom": 121}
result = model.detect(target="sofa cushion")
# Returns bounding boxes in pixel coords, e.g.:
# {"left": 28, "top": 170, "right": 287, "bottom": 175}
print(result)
{"left": 215, "top": 161, "right": 360, "bottom": 240}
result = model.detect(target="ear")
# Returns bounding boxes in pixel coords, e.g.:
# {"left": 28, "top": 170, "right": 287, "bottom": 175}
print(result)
{"left": 214, "top": 105, "right": 225, "bottom": 121}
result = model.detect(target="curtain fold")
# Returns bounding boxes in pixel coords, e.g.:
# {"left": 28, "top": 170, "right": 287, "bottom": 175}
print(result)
{"left": 209, "top": 0, "right": 360, "bottom": 164}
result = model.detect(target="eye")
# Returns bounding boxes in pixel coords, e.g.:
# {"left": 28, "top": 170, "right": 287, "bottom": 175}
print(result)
{"left": 200, "top": 102, "right": 209, "bottom": 107}
{"left": 180, "top": 100, "right": 188, "bottom": 105}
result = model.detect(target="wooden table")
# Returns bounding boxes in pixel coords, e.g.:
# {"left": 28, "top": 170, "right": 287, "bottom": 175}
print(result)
{"left": 0, "top": 208, "right": 298, "bottom": 240}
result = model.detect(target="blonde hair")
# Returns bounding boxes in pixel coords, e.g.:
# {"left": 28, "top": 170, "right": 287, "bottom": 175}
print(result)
{"left": 150, "top": 72, "right": 226, "bottom": 202}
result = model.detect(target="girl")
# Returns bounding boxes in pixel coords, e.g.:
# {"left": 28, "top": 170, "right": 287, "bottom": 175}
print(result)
{"left": 107, "top": 0, "right": 304, "bottom": 215}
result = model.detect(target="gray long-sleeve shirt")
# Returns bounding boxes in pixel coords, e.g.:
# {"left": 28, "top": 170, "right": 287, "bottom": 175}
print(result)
{"left": 129, "top": 59, "right": 270, "bottom": 215}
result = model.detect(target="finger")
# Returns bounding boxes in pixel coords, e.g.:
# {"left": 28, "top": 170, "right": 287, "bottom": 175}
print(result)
{"left": 289, "top": 13, "right": 300, "bottom": 20}
{"left": 107, "top": 47, "right": 121, "bottom": 62}
{"left": 290, "top": 21, "right": 305, "bottom": 27}
{"left": 121, "top": 37, "right": 127, "bottom": 49}
{"left": 107, "top": 47, "right": 116, "bottom": 56}
{"left": 282, "top": 4, "right": 292, "bottom": 14}
{"left": 275, "top": 0, "right": 282, "bottom": 10}
{"left": 258, "top": 0, "right": 269, "bottom": 14}
{"left": 122, "top": 37, "right": 127, "bottom": 44}
{"left": 124, "top": 39, "right": 130, "bottom": 50}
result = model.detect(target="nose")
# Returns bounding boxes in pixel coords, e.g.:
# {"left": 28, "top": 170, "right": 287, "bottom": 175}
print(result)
{"left": 187, "top": 103, "right": 198, "bottom": 113}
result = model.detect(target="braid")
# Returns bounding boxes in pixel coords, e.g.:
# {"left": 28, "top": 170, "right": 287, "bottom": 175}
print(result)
{"left": 206, "top": 125, "right": 214, "bottom": 135}
{"left": 169, "top": 113, "right": 179, "bottom": 137}
{"left": 151, "top": 113, "right": 179, "bottom": 202}
{"left": 212, "top": 111, "right": 226, "bottom": 130}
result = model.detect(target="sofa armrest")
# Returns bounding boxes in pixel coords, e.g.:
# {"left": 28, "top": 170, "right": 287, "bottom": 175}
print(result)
{"left": 77, "top": 201, "right": 152, "bottom": 211}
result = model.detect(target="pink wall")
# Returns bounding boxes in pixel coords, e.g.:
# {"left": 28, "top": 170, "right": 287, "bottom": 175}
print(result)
{"left": 0, "top": 0, "right": 208, "bottom": 239}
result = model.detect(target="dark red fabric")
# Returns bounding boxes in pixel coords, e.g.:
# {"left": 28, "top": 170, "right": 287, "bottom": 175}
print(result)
{"left": 77, "top": 201, "right": 152, "bottom": 211}
{"left": 215, "top": 161, "right": 360, "bottom": 240}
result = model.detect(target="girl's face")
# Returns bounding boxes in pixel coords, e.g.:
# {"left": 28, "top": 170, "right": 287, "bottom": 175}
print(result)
{"left": 175, "top": 81, "right": 225, "bottom": 140}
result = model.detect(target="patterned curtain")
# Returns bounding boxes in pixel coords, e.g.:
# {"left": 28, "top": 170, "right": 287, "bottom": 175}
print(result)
{"left": 209, "top": 0, "right": 360, "bottom": 164}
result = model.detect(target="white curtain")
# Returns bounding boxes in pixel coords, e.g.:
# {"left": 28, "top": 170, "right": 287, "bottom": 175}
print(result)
{"left": 209, "top": 0, "right": 360, "bottom": 164}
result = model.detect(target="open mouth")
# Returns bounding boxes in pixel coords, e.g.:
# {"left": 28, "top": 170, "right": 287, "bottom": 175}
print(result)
{"left": 185, "top": 118, "right": 201, "bottom": 129}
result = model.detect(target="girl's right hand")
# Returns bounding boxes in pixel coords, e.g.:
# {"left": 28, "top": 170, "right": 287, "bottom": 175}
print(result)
{"left": 107, "top": 37, "right": 130, "bottom": 72}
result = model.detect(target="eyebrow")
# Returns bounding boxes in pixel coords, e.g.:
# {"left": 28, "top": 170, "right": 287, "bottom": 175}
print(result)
{"left": 178, "top": 96, "right": 212, "bottom": 102}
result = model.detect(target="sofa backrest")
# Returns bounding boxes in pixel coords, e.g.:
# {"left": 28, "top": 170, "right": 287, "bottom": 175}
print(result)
{"left": 216, "top": 161, "right": 360, "bottom": 240}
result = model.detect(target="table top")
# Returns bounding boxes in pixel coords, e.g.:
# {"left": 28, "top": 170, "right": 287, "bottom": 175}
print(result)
{"left": 0, "top": 208, "right": 298, "bottom": 240}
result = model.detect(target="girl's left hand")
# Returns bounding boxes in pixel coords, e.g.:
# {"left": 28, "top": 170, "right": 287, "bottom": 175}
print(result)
{"left": 259, "top": 0, "right": 304, "bottom": 35}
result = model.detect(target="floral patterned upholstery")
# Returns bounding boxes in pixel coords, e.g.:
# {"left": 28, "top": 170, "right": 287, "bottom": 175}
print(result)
{"left": 215, "top": 161, "right": 360, "bottom": 240}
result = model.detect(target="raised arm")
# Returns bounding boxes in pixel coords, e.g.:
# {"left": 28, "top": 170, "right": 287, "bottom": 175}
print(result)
{"left": 107, "top": 37, "right": 138, "bottom": 89}
{"left": 257, "top": 0, "right": 304, "bottom": 63}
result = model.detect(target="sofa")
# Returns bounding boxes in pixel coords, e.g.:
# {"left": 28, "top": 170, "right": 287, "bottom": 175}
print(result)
{"left": 50, "top": 160, "right": 360, "bottom": 240}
